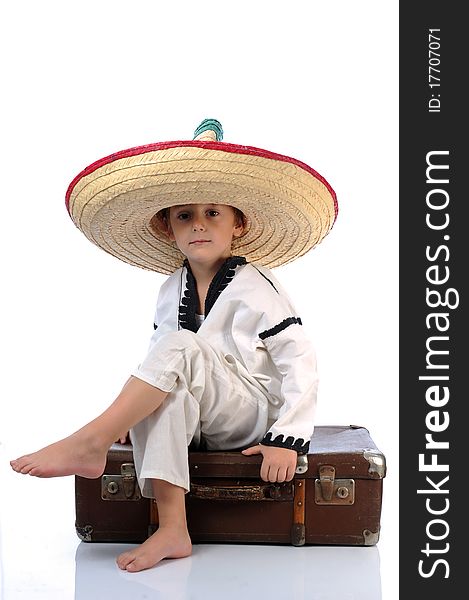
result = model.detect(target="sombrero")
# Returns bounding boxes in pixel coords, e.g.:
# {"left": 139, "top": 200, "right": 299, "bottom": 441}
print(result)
{"left": 66, "top": 118, "right": 338, "bottom": 275}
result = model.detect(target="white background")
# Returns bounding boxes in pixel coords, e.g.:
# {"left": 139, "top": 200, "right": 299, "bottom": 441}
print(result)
{"left": 0, "top": 1, "right": 398, "bottom": 598}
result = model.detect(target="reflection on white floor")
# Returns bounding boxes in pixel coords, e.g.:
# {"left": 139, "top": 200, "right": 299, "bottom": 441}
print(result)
{"left": 75, "top": 542, "right": 381, "bottom": 600}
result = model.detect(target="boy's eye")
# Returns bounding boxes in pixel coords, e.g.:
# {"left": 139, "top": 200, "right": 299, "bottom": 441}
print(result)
{"left": 175, "top": 208, "right": 219, "bottom": 220}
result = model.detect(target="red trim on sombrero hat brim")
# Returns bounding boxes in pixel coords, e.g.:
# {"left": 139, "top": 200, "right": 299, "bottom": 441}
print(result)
{"left": 65, "top": 140, "right": 338, "bottom": 219}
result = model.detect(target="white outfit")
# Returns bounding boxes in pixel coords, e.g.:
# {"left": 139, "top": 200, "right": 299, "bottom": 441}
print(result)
{"left": 130, "top": 257, "right": 318, "bottom": 495}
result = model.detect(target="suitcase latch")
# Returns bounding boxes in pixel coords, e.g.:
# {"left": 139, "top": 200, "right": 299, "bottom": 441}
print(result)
{"left": 315, "top": 464, "right": 355, "bottom": 505}
{"left": 101, "top": 463, "right": 141, "bottom": 501}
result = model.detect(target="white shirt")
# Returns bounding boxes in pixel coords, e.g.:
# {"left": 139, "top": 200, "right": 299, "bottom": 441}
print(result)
{"left": 146, "top": 257, "right": 318, "bottom": 453}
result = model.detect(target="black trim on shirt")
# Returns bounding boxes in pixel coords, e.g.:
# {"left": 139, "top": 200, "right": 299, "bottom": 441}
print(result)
{"left": 259, "top": 316, "right": 303, "bottom": 340}
{"left": 178, "top": 264, "right": 199, "bottom": 333}
{"left": 178, "top": 256, "right": 247, "bottom": 332}
{"left": 205, "top": 256, "right": 246, "bottom": 316}
{"left": 261, "top": 432, "right": 310, "bottom": 454}
{"left": 252, "top": 265, "right": 279, "bottom": 293}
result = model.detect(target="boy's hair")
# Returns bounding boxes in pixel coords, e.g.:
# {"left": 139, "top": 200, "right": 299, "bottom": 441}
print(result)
{"left": 153, "top": 206, "right": 247, "bottom": 239}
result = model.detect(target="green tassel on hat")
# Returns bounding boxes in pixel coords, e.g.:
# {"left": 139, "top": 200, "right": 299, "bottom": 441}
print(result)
{"left": 193, "top": 118, "right": 223, "bottom": 141}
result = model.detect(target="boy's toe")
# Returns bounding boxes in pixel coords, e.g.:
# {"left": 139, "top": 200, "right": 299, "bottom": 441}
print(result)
{"left": 125, "top": 560, "right": 139, "bottom": 572}
{"left": 126, "top": 555, "right": 153, "bottom": 572}
{"left": 116, "top": 551, "right": 134, "bottom": 570}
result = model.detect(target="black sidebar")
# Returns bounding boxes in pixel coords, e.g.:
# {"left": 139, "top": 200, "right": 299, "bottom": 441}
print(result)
{"left": 400, "top": 2, "right": 465, "bottom": 597}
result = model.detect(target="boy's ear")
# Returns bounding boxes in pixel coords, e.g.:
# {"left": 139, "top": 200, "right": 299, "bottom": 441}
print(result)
{"left": 158, "top": 215, "right": 175, "bottom": 241}
{"left": 233, "top": 222, "right": 244, "bottom": 238}
{"left": 166, "top": 225, "right": 175, "bottom": 242}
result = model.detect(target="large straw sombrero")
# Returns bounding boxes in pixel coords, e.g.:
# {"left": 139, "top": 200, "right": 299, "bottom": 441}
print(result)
{"left": 66, "top": 119, "right": 338, "bottom": 275}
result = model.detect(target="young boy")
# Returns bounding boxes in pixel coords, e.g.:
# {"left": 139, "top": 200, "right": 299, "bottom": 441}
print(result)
{"left": 10, "top": 119, "right": 338, "bottom": 573}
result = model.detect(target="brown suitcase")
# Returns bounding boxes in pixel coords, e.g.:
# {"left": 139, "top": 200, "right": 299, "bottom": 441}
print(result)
{"left": 75, "top": 425, "right": 386, "bottom": 546}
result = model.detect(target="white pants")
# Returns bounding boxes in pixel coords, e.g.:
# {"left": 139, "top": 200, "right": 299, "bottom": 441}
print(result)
{"left": 130, "top": 330, "right": 271, "bottom": 495}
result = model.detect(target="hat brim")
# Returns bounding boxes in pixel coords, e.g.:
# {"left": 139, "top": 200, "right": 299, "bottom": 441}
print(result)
{"left": 66, "top": 140, "right": 338, "bottom": 274}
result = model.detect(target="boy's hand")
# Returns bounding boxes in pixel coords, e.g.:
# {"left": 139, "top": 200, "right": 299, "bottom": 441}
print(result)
{"left": 241, "top": 444, "right": 297, "bottom": 483}
{"left": 116, "top": 432, "right": 129, "bottom": 444}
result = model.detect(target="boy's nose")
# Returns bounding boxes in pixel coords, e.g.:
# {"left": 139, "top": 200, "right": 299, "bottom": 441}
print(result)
{"left": 192, "top": 219, "right": 206, "bottom": 231}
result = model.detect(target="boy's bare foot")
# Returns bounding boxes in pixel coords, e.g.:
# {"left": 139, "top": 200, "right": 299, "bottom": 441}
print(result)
{"left": 10, "top": 431, "right": 107, "bottom": 478}
{"left": 116, "top": 526, "right": 192, "bottom": 572}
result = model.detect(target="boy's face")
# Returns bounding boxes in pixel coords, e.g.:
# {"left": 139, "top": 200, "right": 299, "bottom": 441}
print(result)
{"left": 167, "top": 204, "right": 244, "bottom": 268}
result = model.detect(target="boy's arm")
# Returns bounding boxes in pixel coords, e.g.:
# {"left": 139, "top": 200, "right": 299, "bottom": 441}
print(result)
{"left": 259, "top": 323, "right": 318, "bottom": 454}
{"left": 241, "top": 317, "right": 317, "bottom": 483}
{"left": 246, "top": 265, "right": 318, "bottom": 455}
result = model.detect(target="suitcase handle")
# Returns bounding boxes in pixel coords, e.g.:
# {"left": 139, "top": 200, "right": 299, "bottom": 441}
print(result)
{"left": 189, "top": 482, "right": 294, "bottom": 501}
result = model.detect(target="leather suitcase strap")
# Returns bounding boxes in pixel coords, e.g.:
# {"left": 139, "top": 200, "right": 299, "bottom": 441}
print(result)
{"left": 189, "top": 482, "right": 294, "bottom": 501}
{"left": 291, "top": 478, "right": 306, "bottom": 546}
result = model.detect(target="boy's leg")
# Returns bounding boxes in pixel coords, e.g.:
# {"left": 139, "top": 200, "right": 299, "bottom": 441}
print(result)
{"left": 116, "top": 478, "right": 192, "bottom": 572}
{"left": 129, "top": 330, "right": 271, "bottom": 496}
{"left": 10, "top": 377, "right": 169, "bottom": 478}
{"left": 113, "top": 330, "right": 271, "bottom": 573}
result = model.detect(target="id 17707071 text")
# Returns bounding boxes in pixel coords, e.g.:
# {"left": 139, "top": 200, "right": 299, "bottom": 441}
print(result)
{"left": 428, "top": 29, "right": 441, "bottom": 113}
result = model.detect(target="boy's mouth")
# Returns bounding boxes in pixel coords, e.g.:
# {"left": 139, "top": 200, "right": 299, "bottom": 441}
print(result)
{"left": 189, "top": 239, "right": 211, "bottom": 245}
